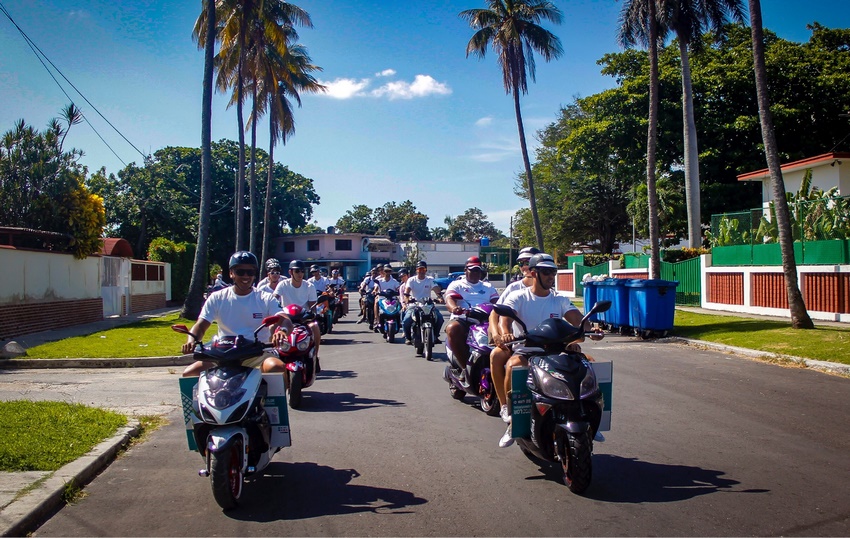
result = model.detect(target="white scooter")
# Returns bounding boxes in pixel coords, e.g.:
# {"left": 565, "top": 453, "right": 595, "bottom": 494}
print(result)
{"left": 173, "top": 316, "right": 290, "bottom": 511}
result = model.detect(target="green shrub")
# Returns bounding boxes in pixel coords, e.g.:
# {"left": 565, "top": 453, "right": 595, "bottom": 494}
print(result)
{"left": 148, "top": 237, "right": 196, "bottom": 302}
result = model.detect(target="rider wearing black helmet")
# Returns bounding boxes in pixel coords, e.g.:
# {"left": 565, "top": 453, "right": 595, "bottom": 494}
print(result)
{"left": 495, "top": 253, "right": 601, "bottom": 447}
{"left": 181, "top": 251, "right": 293, "bottom": 377}
{"left": 402, "top": 260, "right": 444, "bottom": 344}
{"left": 273, "top": 259, "right": 323, "bottom": 370}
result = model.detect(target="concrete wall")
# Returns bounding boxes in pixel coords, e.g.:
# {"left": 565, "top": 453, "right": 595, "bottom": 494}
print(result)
{"left": 0, "top": 247, "right": 101, "bottom": 303}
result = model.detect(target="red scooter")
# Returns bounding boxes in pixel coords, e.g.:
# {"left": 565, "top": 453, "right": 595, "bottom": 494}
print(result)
{"left": 276, "top": 297, "right": 327, "bottom": 409}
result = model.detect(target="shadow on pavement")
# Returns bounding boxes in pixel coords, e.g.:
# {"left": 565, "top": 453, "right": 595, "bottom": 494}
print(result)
{"left": 289, "top": 390, "right": 405, "bottom": 413}
{"left": 231, "top": 463, "right": 427, "bottom": 521}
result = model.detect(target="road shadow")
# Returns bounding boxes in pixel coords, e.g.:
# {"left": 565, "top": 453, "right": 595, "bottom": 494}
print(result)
{"left": 532, "top": 454, "right": 766, "bottom": 503}
{"left": 317, "top": 369, "right": 358, "bottom": 380}
{"left": 231, "top": 463, "right": 427, "bottom": 521}
{"left": 290, "top": 390, "right": 405, "bottom": 413}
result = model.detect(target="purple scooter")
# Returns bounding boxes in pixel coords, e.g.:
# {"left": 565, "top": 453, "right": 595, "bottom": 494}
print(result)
{"left": 442, "top": 294, "right": 501, "bottom": 416}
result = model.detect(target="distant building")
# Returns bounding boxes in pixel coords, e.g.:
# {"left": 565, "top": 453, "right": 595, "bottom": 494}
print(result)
{"left": 398, "top": 240, "right": 479, "bottom": 276}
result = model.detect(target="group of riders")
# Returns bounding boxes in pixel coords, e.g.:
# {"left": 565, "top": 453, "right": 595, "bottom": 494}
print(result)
{"left": 182, "top": 246, "right": 598, "bottom": 447}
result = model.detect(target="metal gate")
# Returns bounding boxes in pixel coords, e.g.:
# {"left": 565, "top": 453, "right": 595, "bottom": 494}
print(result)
{"left": 660, "top": 257, "right": 701, "bottom": 306}
{"left": 574, "top": 262, "right": 609, "bottom": 296}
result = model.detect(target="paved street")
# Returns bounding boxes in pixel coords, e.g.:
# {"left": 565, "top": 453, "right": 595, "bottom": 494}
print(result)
{"left": 6, "top": 318, "right": 850, "bottom": 536}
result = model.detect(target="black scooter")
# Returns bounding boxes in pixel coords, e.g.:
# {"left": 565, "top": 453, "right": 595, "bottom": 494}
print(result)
{"left": 493, "top": 300, "right": 611, "bottom": 494}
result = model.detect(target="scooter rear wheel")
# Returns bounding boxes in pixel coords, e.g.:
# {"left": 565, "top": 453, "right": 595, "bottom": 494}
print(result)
{"left": 210, "top": 440, "right": 243, "bottom": 510}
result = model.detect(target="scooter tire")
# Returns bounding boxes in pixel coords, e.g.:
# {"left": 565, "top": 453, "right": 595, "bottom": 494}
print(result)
{"left": 289, "top": 373, "right": 303, "bottom": 409}
{"left": 210, "top": 440, "right": 243, "bottom": 510}
{"left": 423, "top": 327, "right": 433, "bottom": 361}
{"left": 561, "top": 431, "right": 592, "bottom": 494}
{"left": 449, "top": 384, "right": 465, "bottom": 400}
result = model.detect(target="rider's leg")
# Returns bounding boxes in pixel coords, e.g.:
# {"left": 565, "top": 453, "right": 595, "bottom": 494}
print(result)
{"left": 490, "top": 346, "right": 511, "bottom": 408}
{"left": 402, "top": 309, "right": 414, "bottom": 341}
{"left": 308, "top": 321, "right": 321, "bottom": 371}
{"left": 445, "top": 320, "right": 470, "bottom": 368}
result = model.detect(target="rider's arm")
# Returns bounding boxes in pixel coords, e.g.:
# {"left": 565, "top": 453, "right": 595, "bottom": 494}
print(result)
{"left": 444, "top": 292, "right": 462, "bottom": 316}
{"left": 182, "top": 318, "right": 211, "bottom": 354}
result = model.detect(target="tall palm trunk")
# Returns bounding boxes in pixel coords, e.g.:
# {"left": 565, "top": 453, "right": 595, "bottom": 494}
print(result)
{"left": 513, "top": 85, "right": 544, "bottom": 251}
{"left": 261, "top": 116, "right": 275, "bottom": 265}
{"left": 680, "top": 38, "right": 701, "bottom": 248}
{"left": 646, "top": 1, "right": 662, "bottom": 280}
{"left": 748, "top": 0, "right": 813, "bottom": 329}
{"left": 182, "top": 0, "right": 216, "bottom": 320}
{"left": 235, "top": 30, "right": 247, "bottom": 251}
{"left": 249, "top": 83, "right": 259, "bottom": 254}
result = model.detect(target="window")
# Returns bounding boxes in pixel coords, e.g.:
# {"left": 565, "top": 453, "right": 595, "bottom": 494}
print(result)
{"left": 307, "top": 239, "right": 320, "bottom": 251}
{"left": 283, "top": 241, "right": 295, "bottom": 253}
{"left": 335, "top": 239, "right": 352, "bottom": 251}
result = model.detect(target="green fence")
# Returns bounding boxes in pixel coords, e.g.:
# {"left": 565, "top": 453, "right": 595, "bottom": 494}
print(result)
{"left": 574, "top": 262, "right": 609, "bottom": 296}
{"left": 660, "top": 257, "right": 701, "bottom": 306}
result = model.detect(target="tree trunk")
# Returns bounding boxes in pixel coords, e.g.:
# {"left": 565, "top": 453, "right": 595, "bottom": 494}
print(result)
{"left": 249, "top": 83, "right": 258, "bottom": 254}
{"left": 181, "top": 0, "right": 215, "bottom": 320}
{"left": 748, "top": 0, "right": 814, "bottom": 329}
{"left": 235, "top": 29, "right": 246, "bottom": 251}
{"left": 261, "top": 116, "right": 275, "bottom": 266}
{"left": 680, "top": 38, "right": 701, "bottom": 248}
{"left": 513, "top": 85, "right": 544, "bottom": 252}
{"left": 646, "top": 3, "right": 662, "bottom": 280}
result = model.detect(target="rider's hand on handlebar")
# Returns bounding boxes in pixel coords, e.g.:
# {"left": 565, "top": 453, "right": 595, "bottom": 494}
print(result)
{"left": 271, "top": 327, "right": 289, "bottom": 347}
{"left": 181, "top": 341, "right": 195, "bottom": 355}
{"left": 495, "top": 333, "right": 515, "bottom": 349}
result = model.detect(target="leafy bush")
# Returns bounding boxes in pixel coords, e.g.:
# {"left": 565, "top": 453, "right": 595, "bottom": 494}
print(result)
{"left": 148, "top": 237, "right": 196, "bottom": 302}
{"left": 662, "top": 248, "right": 710, "bottom": 263}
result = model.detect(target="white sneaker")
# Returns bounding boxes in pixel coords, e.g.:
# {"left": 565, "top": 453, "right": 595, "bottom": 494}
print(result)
{"left": 498, "top": 425, "right": 514, "bottom": 448}
{"left": 499, "top": 405, "right": 511, "bottom": 424}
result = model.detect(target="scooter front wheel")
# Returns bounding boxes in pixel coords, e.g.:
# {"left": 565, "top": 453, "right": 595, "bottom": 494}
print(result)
{"left": 422, "top": 326, "right": 433, "bottom": 361}
{"left": 289, "top": 372, "right": 303, "bottom": 409}
{"left": 210, "top": 440, "right": 243, "bottom": 510}
{"left": 560, "top": 431, "right": 592, "bottom": 494}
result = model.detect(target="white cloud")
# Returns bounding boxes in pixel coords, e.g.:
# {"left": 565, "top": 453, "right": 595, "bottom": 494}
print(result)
{"left": 469, "top": 138, "right": 519, "bottom": 163}
{"left": 318, "top": 78, "right": 371, "bottom": 99}
{"left": 371, "top": 74, "right": 451, "bottom": 100}
{"left": 376, "top": 69, "right": 396, "bottom": 77}
{"left": 475, "top": 116, "right": 494, "bottom": 127}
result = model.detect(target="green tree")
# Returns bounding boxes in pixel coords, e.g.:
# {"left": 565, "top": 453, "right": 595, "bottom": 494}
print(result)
{"left": 336, "top": 205, "right": 376, "bottom": 233}
{"left": 747, "top": 0, "right": 813, "bottom": 329}
{"left": 335, "top": 201, "right": 431, "bottom": 239}
{"left": 0, "top": 107, "right": 105, "bottom": 259}
{"left": 446, "top": 207, "right": 505, "bottom": 242}
{"left": 460, "top": 0, "right": 563, "bottom": 251}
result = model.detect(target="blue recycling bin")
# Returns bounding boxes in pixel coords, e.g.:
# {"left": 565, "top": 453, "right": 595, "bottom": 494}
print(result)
{"left": 625, "top": 279, "right": 679, "bottom": 337}
{"left": 595, "top": 278, "right": 631, "bottom": 329}
{"left": 582, "top": 280, "right": 599, "bottom": 322}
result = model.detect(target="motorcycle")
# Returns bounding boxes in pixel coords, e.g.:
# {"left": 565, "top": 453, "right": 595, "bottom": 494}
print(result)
{"left": 410, "top": 298, "right": 438, "bottom": 360}
{"left": 361, "top": 290, "right": 376, "bottom": 329}
{"left": 493, "top": 300, "right": 611, "bottom": 494}
{"left": 277, "top": 297, "right": 327, "bottom": 409}
{"left": 442, "top": 295, "right": 500, "bottom": 416}
{"left": 172, "top": 316, "right": 288, "bottom": 510}
{"left": 316, "top": 288, "right": 336, "bottom": 335}
{"left": 376, "top": 289, "right": 402, "bottom": 343}
{"left": 328, "top": 284, "right": 346, "bottom": 323}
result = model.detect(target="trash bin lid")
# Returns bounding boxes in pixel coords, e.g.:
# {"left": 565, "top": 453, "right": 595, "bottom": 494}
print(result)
{"left": 625, "top": 279, "right": 679, "bottom": 288}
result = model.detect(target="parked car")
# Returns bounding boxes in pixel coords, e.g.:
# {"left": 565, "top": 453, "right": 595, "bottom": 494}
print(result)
{"left": 434, "top": 271, "right": 464, "bottom": 292}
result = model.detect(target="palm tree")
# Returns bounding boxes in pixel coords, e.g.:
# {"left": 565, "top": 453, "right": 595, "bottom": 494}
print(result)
{"left": 258, "top": 39, "right": 325, "bottom": 264}
{"left": 662, "top": 0, "right": 745, "bottom": 248}
{"left": 460, "top": 0, "right": 564, "bottom": 252}
{"left": 619, "top": 0, "right": 665, "bottom": 279}
{"left": 182, "top": 0, "right": 217, "bottom": 320}
{"left": 747, "top": 0, "right": 814, "bottom": 329}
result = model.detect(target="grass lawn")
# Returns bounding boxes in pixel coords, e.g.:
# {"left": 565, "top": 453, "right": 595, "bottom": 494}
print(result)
{"left": 0, "top": 401, "right": 127, "bottom": 472}
{"left": 672, "top": 310, "right": 850, "bottom": 365}
{"left": 24, "top": 313, "right": 215, "bottom": 359}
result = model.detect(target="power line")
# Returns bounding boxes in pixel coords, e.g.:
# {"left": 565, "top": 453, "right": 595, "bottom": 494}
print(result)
{"left": 0, "top": 1, "right": 147, "bottom": 165}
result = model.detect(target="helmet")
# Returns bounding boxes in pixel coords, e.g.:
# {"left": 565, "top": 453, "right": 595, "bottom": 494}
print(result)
{"left": 309, "top": 265, "right": 320, "bottom": 273}
{"left": 331, "top": 268, "right": 340, "bottom": 275}
{"left": 289, "top": 259, "right": 305, "bottom": 270}
{"left": 416, "top": 260, "right": 428, "bottom": 269}
{"left": 529, "top": 253, "right": 557, "bottom": 270}
{"left": 398, "top": 268, "right": 409, "bottom": 276}
{"left": 265, "top": 258, "right": 281, "bottom": 270}
{"left": 465, "top": 256, "right": 482, "bottom": 271}
{"left": 229, "top": 251, "right": 258, "bottom": 269}
{"left": 516, "top": 247, "right": 540, "bottom": 263}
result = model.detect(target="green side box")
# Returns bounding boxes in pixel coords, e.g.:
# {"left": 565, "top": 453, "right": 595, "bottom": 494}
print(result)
{"left": 510, "top": 366, "right": 532, "bottom": 438}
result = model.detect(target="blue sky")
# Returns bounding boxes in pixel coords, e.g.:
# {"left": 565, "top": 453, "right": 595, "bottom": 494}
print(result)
{"left": 2, "top": 0, "right": 848, "bottom": 236}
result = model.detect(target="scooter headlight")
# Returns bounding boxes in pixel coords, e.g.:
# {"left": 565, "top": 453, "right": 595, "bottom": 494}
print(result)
{"left": 579, "top": 363, "right": 599, "bottom": 398}
{"left": 296, "top": 336, "right": 311, "bottom": 351}
{"left": 204, "top": 388, "right": 247, "bottom": 409}
{"left": 277, "top": 340, "right": 292, "bottom": 353}
{"left": 531, "top": 364, "right": 574, "bottom": 400}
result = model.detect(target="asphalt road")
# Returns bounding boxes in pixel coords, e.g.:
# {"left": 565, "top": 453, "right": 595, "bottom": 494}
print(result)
{"left": 8, "top": 318, "right": 850, "bottom": 536}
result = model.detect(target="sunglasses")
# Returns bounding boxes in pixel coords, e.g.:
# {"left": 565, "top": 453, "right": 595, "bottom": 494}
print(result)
{"left": 536, "top": 268, "right": 557, "bottom": 276}
{"left": 233, "top": 269, "right": 256, "bottom": 277}
{"left": 519, "top": 261, "right": 530, "bottom": 266}
{"left": 292, "top": 269, "right": 304, "bottom": 274}
{"left": 269, "top": 270, "right": 281, "bottom": 275}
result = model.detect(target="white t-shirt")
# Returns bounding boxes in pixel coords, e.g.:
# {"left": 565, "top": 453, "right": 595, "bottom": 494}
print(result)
{"left": 274, "top": 278, "right": 317, "bottom": 308}
{"left": 360, "top": 275, "right": 377, "bottom": 292}
{"left": 502, "top": 287, "right": 579, "bottom": 339}
{"left": 308, "top": 275, "right": 329, "bottom": 293}
{"left": 255, "top": 277, "right": 282, "bottom": 295}
{"left": 328, "top": 276, "right": 346, "bottom": 289}
{"left": 445, "top": 277, "right": 499, "bottom": 319}
{"left": 406, "top": 275, "right": 437, "bottom": 301}
{"left": 498, "top": 278, "right": 530, "bottom": 304}
{"left": 374, "top": 276, "right": 400, "bottom": 293}
{"left": 199, "top": 287, "right": 282, "bottom": 341}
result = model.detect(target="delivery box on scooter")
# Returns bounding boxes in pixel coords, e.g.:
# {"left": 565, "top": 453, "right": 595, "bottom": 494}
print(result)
{"left": 178, "top": 374, "right": 291, "bottom": 451}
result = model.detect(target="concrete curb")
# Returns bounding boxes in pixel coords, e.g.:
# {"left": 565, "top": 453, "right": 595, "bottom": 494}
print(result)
{"left": 666, "top": 337, "right": 850, "bottom": 377}
{"left": 0, "top": 420, "right": 141, "bottom": 537}
{"left": 0, "top": 355, "right": 193, "bottom": 369}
